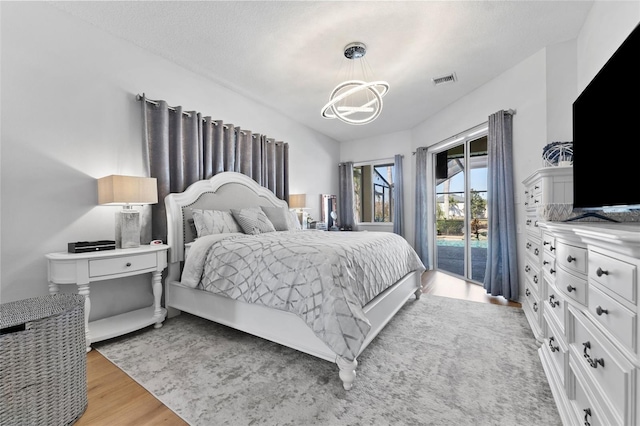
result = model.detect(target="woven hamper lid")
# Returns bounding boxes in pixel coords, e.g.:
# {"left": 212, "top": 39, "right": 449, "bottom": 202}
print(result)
{"left": 0, "top": 294, "right": 84, "bottom": 330}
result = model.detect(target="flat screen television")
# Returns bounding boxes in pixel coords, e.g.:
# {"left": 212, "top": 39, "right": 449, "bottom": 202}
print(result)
{"left": 571, "top": 22, "right": 640, "bottom": 221}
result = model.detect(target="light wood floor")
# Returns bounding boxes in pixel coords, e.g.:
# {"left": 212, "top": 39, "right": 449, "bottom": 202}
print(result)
{"left": 76, "top": 270, "right": 520, "bottom": 425}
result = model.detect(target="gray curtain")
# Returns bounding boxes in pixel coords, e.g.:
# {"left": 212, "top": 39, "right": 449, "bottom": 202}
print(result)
{"left": 393, "top": 154, "right": 404, "bottom": 235}
{"left": 483, "top": 110, "right": 519, "bottom": 300}
{"left": 338, "top": 162, "right": 356, "bottom": 230}
{"left": 414, "top": 147, "right": 430, "bottom": 266}
{"left": 141, "top": 94, "right": 289, "bottom": 241}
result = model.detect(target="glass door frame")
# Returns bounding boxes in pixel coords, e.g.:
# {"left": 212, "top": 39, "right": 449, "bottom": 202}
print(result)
{"left": 426, "top": 122, "right": 488, "bottom": 281}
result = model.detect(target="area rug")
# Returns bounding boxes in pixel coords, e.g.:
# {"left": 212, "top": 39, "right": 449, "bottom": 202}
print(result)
{"left": 95, "top": 295, "right": 560, "bottom": 425}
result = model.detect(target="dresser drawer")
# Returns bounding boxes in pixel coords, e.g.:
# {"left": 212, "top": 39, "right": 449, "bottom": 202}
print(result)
{"left": 524, "top": 257, "right": 540, "bottom": 282}
{"left": 523, "top": 285, "right": 541, "bottom": 322}
{"left": 525, "top": 215, "right": 542, "bottom": 238}
{"left": 589, "top": 250, "right": 636, "bottom": 305}
{"left": 545, "top": 281, "right": 566, "bottom": 331}
{"left": 542, "top": 251, "right": 556, "bottom": 279}
{"left": 89, "top": 253, "right": 157, "bottom": 277}
{"left": 569, "top": 308, "right": 634, "bottom": 423}
{"left": 542, "top": 232, "right": 556, "bottom": 255}
{"left": 544, "top": 311, "right": 567, "bottom": 385}
{"left": 556, "top": 242, "right": 587, "bottom": 275}
{"left": 569, "top": 361, "right": 607, "bottom": 426}
{"left": 525, "top": 237, "right": 542, "bottom": 263}
{"left": 557, "top": 266, "right": 587, "bottom": 306}
{"left": 588, "top": 285, "right": 636, "bottom": 354}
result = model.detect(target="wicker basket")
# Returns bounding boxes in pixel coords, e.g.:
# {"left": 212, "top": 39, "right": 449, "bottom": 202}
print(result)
{"left": 0, "top": 294, "right": 87, "bottom": 425}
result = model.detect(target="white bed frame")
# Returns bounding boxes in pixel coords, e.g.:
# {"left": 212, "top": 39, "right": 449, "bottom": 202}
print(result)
{"left": 164, "top": 172, "right": 422, "bottom": 390}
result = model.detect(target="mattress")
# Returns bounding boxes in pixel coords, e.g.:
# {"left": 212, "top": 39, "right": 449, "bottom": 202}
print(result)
{"left": 180, "top": 230, "right": 425, "bottom": 361}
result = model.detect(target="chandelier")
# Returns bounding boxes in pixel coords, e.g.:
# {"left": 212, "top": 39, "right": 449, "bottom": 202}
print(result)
{"left": 321, "top": 42, "right": 389, "bottom": 125}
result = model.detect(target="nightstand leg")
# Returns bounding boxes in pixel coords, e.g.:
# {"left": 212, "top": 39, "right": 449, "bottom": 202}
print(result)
{"left": 77, "top": 283, "right": 92, "bottom": 352}
{"left": 48, "top": 282, "right": 59, "bottom": 295}
{"left": 151, "top": 270, "right": 164, "bottom": 328}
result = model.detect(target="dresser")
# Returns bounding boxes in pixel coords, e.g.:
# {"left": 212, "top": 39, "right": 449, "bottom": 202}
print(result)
{"left": 521, "top": 166, "right": 573, "bottom": 342}
{"left": 538, "top": 221, "right": 640, "bottom": 425}
{"left": 46, "top": 245, "right": 168, "bottom": 351}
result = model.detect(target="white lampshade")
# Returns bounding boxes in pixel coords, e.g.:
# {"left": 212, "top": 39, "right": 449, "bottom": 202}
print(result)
{"left": 97, "top": 175, "right": 158, "bottom": 205}
{"left": 97, "top": 175, "right": 158, "bottom": 248}
{"left": 289, "top": 194, "right": 307, "bottom": 209}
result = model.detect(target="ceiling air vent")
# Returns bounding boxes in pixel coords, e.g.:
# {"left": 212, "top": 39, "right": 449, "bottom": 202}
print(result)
{"left": 432, "top": 72, "right": 457, "bottom": 86}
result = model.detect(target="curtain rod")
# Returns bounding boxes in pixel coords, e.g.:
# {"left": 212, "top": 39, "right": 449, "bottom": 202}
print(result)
{"left": 137, "top": 93, "right": 257, "bottom": 135}
{"left": 411, "top": 109, "right": 516, "bottom": 155}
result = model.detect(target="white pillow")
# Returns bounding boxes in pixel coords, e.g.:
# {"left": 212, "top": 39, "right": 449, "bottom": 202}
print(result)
{"left": 231, "top": 207, "right": 276, "bottom": 235}
{"left": 287, "top": 210, "right": 302, "bottom": 230}
{"left": 191, "top": 209, "right": 243, "bottom": 237}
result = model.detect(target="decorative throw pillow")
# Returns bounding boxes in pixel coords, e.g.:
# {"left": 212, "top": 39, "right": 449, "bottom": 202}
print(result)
{"left": 287, "top": 210, "right": 302, "bottom": 230}
{"left": 191, "top": 209, "right": 243, "bottom": 237}
{"left": 231, "top": 207, "right": 276, "bottom": 235}
{"left": 261, "top": 206, "right": 291, "bottom": 231}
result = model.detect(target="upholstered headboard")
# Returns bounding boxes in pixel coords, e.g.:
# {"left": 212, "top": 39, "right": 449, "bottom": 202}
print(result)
{"left": 164, "top": 172, "right": 288, "bottom": 265}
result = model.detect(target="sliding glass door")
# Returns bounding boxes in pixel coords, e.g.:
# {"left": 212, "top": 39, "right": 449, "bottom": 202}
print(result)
{"left": 433, "top": 128, "right": 488, "bottom": 283}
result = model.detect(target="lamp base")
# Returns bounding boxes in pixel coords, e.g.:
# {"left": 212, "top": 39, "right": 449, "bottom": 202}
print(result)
{"left": 115, "top": 210, "right": 140, "bottom": 248}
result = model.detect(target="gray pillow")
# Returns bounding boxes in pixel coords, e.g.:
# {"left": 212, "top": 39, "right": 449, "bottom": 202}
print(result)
{"left": 191, "top": 209, "right": 243, "bottom": 237}
{"left": 261, "top": 206, "right": 291, "bottom": 231}
{"left": 231, "top": 207, "right": 276, "bottom": 235}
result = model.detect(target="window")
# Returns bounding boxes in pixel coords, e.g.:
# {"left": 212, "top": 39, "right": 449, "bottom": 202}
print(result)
{"left": 353, "top": 161, "right": 395, "bottom": 223}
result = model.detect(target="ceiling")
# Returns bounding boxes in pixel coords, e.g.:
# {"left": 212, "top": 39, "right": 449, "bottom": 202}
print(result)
{"left": 51, "top": 1, "right": 594, "bottom": 143}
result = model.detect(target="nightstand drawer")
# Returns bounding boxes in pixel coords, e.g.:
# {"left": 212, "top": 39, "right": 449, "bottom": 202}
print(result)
{"left": 89, "top": 253, "right": 157, "bottom": 277}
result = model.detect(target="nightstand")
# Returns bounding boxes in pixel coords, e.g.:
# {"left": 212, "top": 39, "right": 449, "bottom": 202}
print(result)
{"left": 46, "top": 245, "right": 168, "bottom": 351}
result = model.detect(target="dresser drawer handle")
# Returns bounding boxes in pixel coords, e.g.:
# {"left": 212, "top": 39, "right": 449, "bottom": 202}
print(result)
{"left": 533, "top": 302, "right": 538, "bottom": 312}
{"left": 596, "top": 267, "right": 609, "bottom": 277}
{"left": 543, "top": 241, "right": 550, "bottom": 246}
{"left": 550, "top": 246, "right": 555, "bottom": 252}
{"left": 584, "top": 408, "right": 592, "bottom": 426}
{"left": 595, "top": 306, "right": 609, "bottom": 316}
{"left": 534, "top": 248, "right": 539, "bottom": 256}
{"left": 525, "top": 288, "right": 531, "bottom": 297}
{"left": 567, "top": 285, "right": 575, "bottom": 293}
{"left": 549, "top": 294, "right": 559, "bottom": 308}
{"left": 550, "top": 268, "right": 556, "bottom": 275}
{"left": 526, "top": 242, "right": 531, "bottom": 249}
{"left": 543, "top": 260, "right": 549, "bottom": 265}
{"left": 525, "top": 265, "right": 531, "bottom": 272}
{"left": 582, "top": 341, "right": 605, "bottom": 369}
{"left": 126, "top": 262, "right": 132, "bottom": 267}
{"left": 567, "top": 255, "right": 576, "bottom": 263}
{"left": 548, "top": 336, "right": 559, "bottom": 352}
{"left": 533, "top": 275, "right": 538, "bottom": 283}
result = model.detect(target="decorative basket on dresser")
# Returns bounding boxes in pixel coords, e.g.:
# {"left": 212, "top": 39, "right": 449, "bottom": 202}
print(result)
{"left": 0, "top": 293, "right": 87, "bottom": 425}
{"left": 538, "top": 221, "right": 640, "bottom": 426}
{"left": 521, "top": 166, "right": 573, "bottom": 342}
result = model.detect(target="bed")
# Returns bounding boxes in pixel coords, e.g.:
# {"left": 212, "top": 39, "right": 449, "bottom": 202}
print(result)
{"left": 164, "top": 172, "right": 425, "bottom": 390}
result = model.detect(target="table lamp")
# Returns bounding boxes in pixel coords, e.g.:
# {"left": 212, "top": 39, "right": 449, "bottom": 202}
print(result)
{"left": 97, "top": 175, "right": 158, "bottom": 248}
{"left": 289, "top": 193, "right": 309, "bottom": 229}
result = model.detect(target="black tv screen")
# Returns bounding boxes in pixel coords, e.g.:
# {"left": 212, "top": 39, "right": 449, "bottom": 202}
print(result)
{"left": 572, "top": 23, "right": 640, "bottom": 212}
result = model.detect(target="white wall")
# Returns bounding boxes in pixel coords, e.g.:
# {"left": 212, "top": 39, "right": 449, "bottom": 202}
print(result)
{"left": 577, "top": 2, "right": 640, "bottom": 92}
{"left": 0, "top": 2, "right": 340, "bottom": 317}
